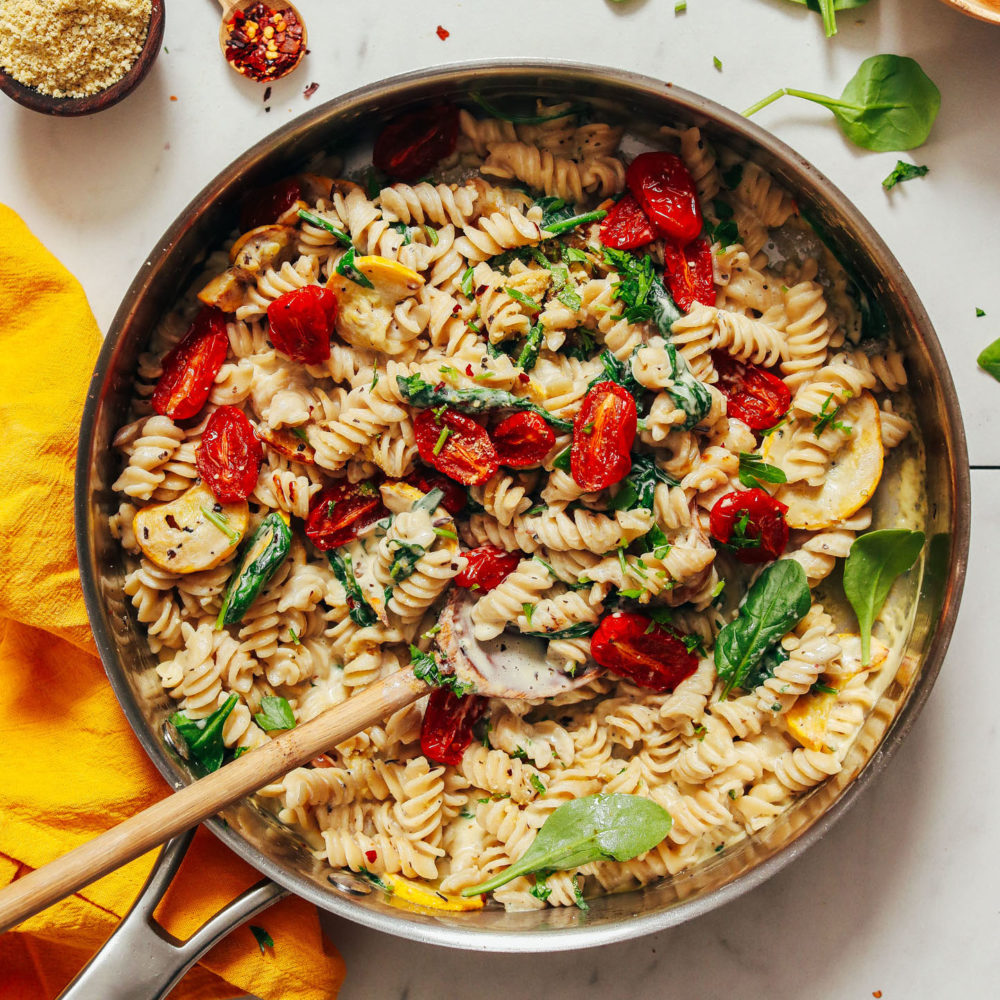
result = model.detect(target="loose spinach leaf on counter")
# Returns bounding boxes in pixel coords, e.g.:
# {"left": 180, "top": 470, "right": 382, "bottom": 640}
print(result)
{"left": 743, "top": 54, "right": 941, "bottom": 152}
{"left": 461, "top": 793, "right": 672, "bottom": 896}
{"left": 715, "top": 560, "right": 811, "bottom": 697}
{"left": 170, "top": 694, "right": 238, "bottom": 774}
{"left": 609, "top": 454, "right": 679, "bottom": 512}
{"left": 843, "top": 529, "right": 924, "bottom": 664}
{"left": 782, "top": 0, "right": 870, "bottom": 38}
{"left": 882, "top": 160, "right": 929, "bottom": 191}
{"left": 738, "top": 452, "right": 788, "bottom": 491}
{"left": 410, "top": 645, "right": 475, "bottom": 697}
{"left": 977, "top": 338, "right": 1000, "bottom": 381}
{"left": 327, "top": 550, "right": 378, "bottom": 627}
{"left": 254, "top": 695, "right": 296, "bottom": 732}
{"left": 396, "top": 373, "right": 573, "bottom": 431}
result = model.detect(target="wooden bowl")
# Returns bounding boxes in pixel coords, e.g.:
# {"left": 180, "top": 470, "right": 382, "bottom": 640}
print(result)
{"left": 0, "top": 0, "right": 165, "bottom": 116}
{"left": 938, "top": 0, "right": 1000, "bottom": 24}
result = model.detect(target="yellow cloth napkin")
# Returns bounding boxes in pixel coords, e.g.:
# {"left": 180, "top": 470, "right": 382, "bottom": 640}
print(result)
{"left": 0, "top": 205, "right": 346, "bottom": 1000}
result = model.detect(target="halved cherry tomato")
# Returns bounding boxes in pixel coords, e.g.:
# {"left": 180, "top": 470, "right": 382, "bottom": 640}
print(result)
{"left": 414, "top": 409, "right": 499, "bottom": 486}
{"left": 598, "top": 193, "right": 656, "bottom": 250}
{"left": 455, "top": 545, "right": 521, "bottom": 592}
{"left": 712, "top": 351, "right": 792, "bottom": 431}
{"left": 625, "top": 152, "right": 702, "bottom": 245}
{"left": 239, "top": 176, "right": 301, "bottom": 232}
{"left": 420, "top": 687, "right": 487, "bottom": 766}
{"left": 709, "top": 488, "right": 789, "bottom": 564}
{"left": 196, "top": 405, "right": 263, "bottom": 503}
{"left": 590, "top": 612, "right": 699, "bottom": 693}
{"left": 305, "top": 480, "right": 387, "bottom": 551}
{"left": 403, "top": 466, "right": 467, "bottom": 515}
{"left": 267, "top": 284, "right": 338, "bottom": 365}
{"left": 373, "top": 103, "right": 460, "bottom": 182}
{"left": 152, "top": 306, "right": 230, "bottom": 420}
{"left": 491, "top": 412, "right": 555, "bottom": 469}
{"left": 571, "top": 381, "right": 637, "bottom": 492}
{"left": 662, "top": 236, "right": 715, "bottom": 312}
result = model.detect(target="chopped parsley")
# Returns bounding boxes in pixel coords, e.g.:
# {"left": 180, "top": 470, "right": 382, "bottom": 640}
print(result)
{"left": 409, "top": 645, "right": 475, "bottom": 697}
{"left": 882, "top": 161, "right": 929, "bottom": 191}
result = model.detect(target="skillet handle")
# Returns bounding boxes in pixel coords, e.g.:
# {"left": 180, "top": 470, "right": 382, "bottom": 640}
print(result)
{"left": 57, "top": 829, "right": 287, "bottom": 1000}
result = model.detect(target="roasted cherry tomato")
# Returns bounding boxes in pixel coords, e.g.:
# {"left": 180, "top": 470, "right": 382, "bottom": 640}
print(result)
{"left": 455, "top": 545, "right": 521, "bottom": 592}
{"left": 598, "top": 193, "right": 656, "bottom": 250}
{"left": 239, "top": 176, "right": 301, "bottom": 232}
{"left": 662, "top": 236, "right": 715, "bottom": 312}
{"left": 195, "top": 405, "right": 263, "bottom": 503}
{"left": 590, "top": 612, "right": 699, "bottom": 693}
{"left": 491, "top": 412, "right": 555, "bottom": 469}
{"left": 712, "top": 351, "right": 792, "bottom": 431}
{"left": 414, "top": 408, "right": 499, "bottom": 486}
{"left": 267, "top": 284, "right": 338, "bottom": 365}
{"left": 403, "top": 466, "right": 467, "bottom": 515}
{"left": 571, "top": 381, "right": 637, "bottom": 492}
{"left": 709, "top": 489, "right": 789, "bottom": 565}
{"left": 373, "top": 103, "right": 460, "bottom": 182}
{"left": 625, "top": 151, "right": 702, "bottom": 245}
{"left": 151, "top": 306, "right": 230, "bottom": 420}
{"left": 420, "top": 687, "right": 487, "bottom": 765}
{"left": 305, "top": 480, "right": 387, "bottom": 551}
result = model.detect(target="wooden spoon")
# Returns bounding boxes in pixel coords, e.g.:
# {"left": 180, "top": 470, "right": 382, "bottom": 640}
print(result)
{"left": 0, "top": 592, "right": 599, "bottom": 933}
{"left": 217, "top": 0, "right": 307, "bottom": 83}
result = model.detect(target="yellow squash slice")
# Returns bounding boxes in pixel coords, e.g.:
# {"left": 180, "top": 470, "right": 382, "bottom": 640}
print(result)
{"left": 762, "top": 390, "right": 883, "bottom": 531}
{"left": 328, "top": 255, "right": 424, "bottom": 354}
{"left": 133, "top": 483, "right": 248, "bottom": 573}
{"left": 228, "top": 224, "right": 298, "bottom": 273}
{"left": 829, "top": 632, "right": 889, "bottom": 679}
{"left": 786, "top": 689, "right": 839, "bottom": 752}
{"left": 381, "top": 872, "right": 484, "bottom": 912}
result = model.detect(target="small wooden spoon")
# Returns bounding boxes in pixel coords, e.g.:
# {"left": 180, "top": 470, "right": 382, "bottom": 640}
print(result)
{"left": 217, "top": 0, "right": 307, "bottom": 83}
{"left": 0, "top": 595, "right": 599, "bottom": 933}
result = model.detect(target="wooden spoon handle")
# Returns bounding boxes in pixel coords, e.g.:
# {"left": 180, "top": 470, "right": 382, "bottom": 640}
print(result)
{"left": 0, "top": 667, "right": 427, "bottom": 933}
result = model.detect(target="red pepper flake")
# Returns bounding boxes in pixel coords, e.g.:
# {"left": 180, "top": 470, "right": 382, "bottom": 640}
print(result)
{"left": 872, "top": 993, "right": 882, "bottom": 999}
{"left": 169, "top": 95, "right": 178, "bottom": 101}
{"left": 365, "top": 849, "right": 377, "bottom": 863}
{"left": 436, "top": 25, "right": 450, "bottom": 40}
{"left": 224, "top": 2, "right": 303, "bottom": 83}
{"left": 465, "top": 365, "right": 474, "bottom": 377}
{"left": 518, "top": 372, "right": 530, "bottom": 383}
{"left": 303, "top": 81, "right": 319, "bottom": 99}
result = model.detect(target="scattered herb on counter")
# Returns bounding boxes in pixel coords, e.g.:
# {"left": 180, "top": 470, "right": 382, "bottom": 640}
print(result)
{"left": 743, "top": 54, "right": 941, "bottom": 152}
{"left": 250, "top": 925, "right": 274, "bottom": 954}
{"left": 254, "top": 695, "right": 297, "bottom": 732}
{"left": 169, "top": 694, "right": 238, "bottom": 774}
{"left": 976, "top": 308, "right": 986, "bottom": 318}
{"left": 675, "top": 1, "right": 687, "bottom": 12}
{"left": 843, "top": 529, "right": 924, "bottom": 664}
{"left": 781, "top": 0, "right": 871, "bottom": 38}
{"left": 713, "top": 56, "right": 723, "bottom": 71}
{"left": 460, "top": 793, "right": 672, "bottom": 896}
{"left": 715, "top": 560, "right": 811, "bottom": 697}
{"left": 882, "top": 160, "right": 929, "bottom": 191}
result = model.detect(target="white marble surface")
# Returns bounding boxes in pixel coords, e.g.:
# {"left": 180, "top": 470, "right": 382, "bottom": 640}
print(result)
{"left": 2, "top": 0, "right": 998, "bottom": 996}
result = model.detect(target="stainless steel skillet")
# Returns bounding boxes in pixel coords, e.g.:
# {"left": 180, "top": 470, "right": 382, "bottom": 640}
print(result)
{"left": 70, "top": 60, "right": 969, "bottom": 992}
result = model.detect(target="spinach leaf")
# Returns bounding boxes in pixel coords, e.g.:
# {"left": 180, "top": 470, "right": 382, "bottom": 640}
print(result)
{"left": 843, "top": 529, "right": 924, "bottom": 664}
{"left": 411, "top": 487, "right": 445, "bottom": 514}
{"left": 977, "top": 338, "right": 1000, "bottom": 382}
{"left": 460, "top": 793, "right": 672, "bottom": 896}
{"left": 882, "top": 160, "right": 929, "bottom": 191}
{"left": 297, "top": 208, "right": 352, "bottom": 246}
{"left": 744, "top": 55, "right": 941, "bottom": 152}
{"left": 522, "top": 622, "right": 598, "bottom": 640}
{"left": 170, "top": 694, "right": 238, "bottom": 774}
{"left": 469, "top": 93, "right": 588, "bottom": 125}
{"left": 410, "top": 644, "right": 476, "bottom": 697}
{"left": 396, "top": 373, "right": 573, "bottom": 432}
{"left": 659, "top": 342, "right": 712, "bottom": 430}
{"left": 388, "top": 540, "right": 425, "bottom": 581}
{"left": 782, "top": 0, "right": 870, "bottom": 37}
{"left": 609, "top": 454, "right": 678, "bottom": 512}
{"left": 254, "top": 695, "right": 296, "bottom": 732}
{"left": 601, "top": 248, "right": 657, "bottom": 324}
{"left": 648, "top": 281, "right": 683, "bottom": 336}
{"left": 588, "top": 348, "right": 644, "bottom": 401}
{"left": 327, "top": 550, "right": 378, "bottom": 626}
{"left": 552, "top": 445, "right": 572, "bottom": 473}
{"left": 714, "top": 560, "right": 811, "bottom": 697}
{"left": 738, "top": 452, "right": 788, "bottom": 490}
{"left": 564, "top": 328, "right": 597, "bottom": 361}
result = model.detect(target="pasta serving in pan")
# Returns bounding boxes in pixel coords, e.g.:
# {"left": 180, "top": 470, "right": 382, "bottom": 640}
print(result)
{"left": 109, "top": 99, "right": 923, "bottom": 912}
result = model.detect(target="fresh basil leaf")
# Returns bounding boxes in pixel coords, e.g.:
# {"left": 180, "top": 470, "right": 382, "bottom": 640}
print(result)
{"left": 169, "top": 694, "right": 239, "bottom": 774}
{"left": 843, "top": 529, "right": 924, "bottom": 664}
{"left": 714, "top": 560, "right": 811, "bottom": 697}
{"left": 254, "top": 695, "right": 296, "bottom": 732}
{"left": 978, "top": 338, "right": 1000, "bottom": 382}
{"left": 744, "top": 54, "right": 941, "bottom": 152}
{"left": 460, "top": 793, "right": 672, "bottom": 896}
{"left": 882, "top": 160, "right": 929, "bottom": 191}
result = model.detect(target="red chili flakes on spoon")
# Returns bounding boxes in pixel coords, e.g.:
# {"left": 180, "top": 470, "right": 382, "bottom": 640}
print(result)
{"left": 224, "top": 3, "right": 304, "bottom": 82}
